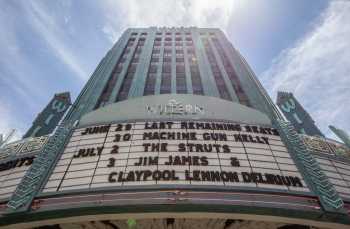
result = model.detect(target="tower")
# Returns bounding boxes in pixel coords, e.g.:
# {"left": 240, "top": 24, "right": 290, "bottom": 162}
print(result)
{"left": 329, "top": 125, "right": 350, "bottom": 148}
{"left": 23, "top": 92, "right": 71, "bottom": 138}
{"left": 64, "top": 27, "right": 281, "bottom": 123}
{"left": 276, "top": 91, "right": 324, "bottom": 137}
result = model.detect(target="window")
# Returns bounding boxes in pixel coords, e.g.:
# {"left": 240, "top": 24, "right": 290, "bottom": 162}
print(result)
{"left": 164, "top": 48, "right": 172, "bottom": 54}
{"left": 176, "top": 54, "right": 184, "bottom": 59}
{"left": 163, "top": 57, "right": 171, "bottom": 63}
{"left": 131, "top": 57, "right": 139, "bottom": 63}
{"left": 176, "top": 72, "right": 187, "bottom": 94}
{"left": 151, "top": 57, "right": 159, "bottom": 63}
{"left": 176, "top": 64, "right": 185, "bottom": 72}
{"left": 176, "top": 49, "right": 183, "bottom": 54}
{"left": 185, "top": 32, "right": 191, "bottom": 35}
{"left": 154, "top": 42, "right": 161, "bottom": 46}
{"left": 164, "top": 42, "right": 172, "bottom": 46}
{"left": 220, "top": 89, "right": 231, "bottom": 100}
{"left": 156, "top": 32, "right": 162, "bottom": 35}
{"left": 160, "top": 73, "right": 171, "bottom": 94}
{"left": 96, "top": 64, "right": 123, "bottom": 107}
{"left": 149, "top": 64, "right": 158, "bottom": 73}
{"left": 144, "top": 73, "right": 157, "bottom": 95}
{"left": 129, "top": 37, "right": 136, "bottom": 41}
{"left": 116, "top": 71, "right": 134, "bottom": 102}
{"left": 139, "top": 37, "right": 146, "bottom": 41}
{"left": 175, "top": 42, "right": 183, "bottom": 47}
{"left": 175, "top": 37, "right": 182, "bottom": 41}
{"left": 131, "top": 32, "right": 137, "bottom": 36}
{"left": 155, "top": 37, "right": 162, "bottom": 41}
{"left": 115, "top": 65, "right": 123, "bottom": 74}
{"left": 204, "top": 42, "right": 231, "bottom": 101}
{"left": 176, "top": 57, "right": 184, "bottom": 63}
{"left": 162, "top": 64, "right": 171, "bottom": 73}
{"left": 188, "top": 55, "right": 196, "bottom": 62}
{"left": 185, "top": 37, "right": 192, "bottom": 41}
{"left": 128, "top": 63, "right": 137, "bottom": 73}
{"left": 175, "top": 32, "right": 181, "bottom": 35}
{"left": 187, "top": 48, "right": 195, "bottom": 54}
{"left": 212, "top": 38, "right": 250, "bottom": 106}
{"left": 163, "top": 52, "right": 172, "bottom": 57}
{"left": 141, "top": 32, "right": 147, "bottom": 36}
{"left": 165, "top": 37, "right": 172, "bottom": 41}
{"left": 153, "top": 49, "right": 160, "bottom": 54}
{"left": 190, "top": 64, "right": 203, "bottom": 95}
{"left": 122, "top": 53, "right": 129, "bottom": 60}
{"left": 166, "top": 32, "right": 171, "bottom": 35}
{"left": 186, "top": 42, "right": 193, "bottom": 46}
{"left": 135, "top": 48, "right": 142, "bottom": 54}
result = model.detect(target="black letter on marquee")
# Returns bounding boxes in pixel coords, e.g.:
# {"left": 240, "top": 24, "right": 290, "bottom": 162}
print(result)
{"left": 113, "top": 134, "right": 121, "bottom": 142}
{"left": 230, "top": 157, "right": 240, "bottom": 167}
{"left": 107, "top": 158, "right": 115, "bottom": 167}
{"left": 123, "top": 134, "right": 131, "bottom": 141}
{"left": 110, "top": 145, "right": 119, "bottom": 154}
{"left": 108, "top": 172, "right": 117, "bottom": 182}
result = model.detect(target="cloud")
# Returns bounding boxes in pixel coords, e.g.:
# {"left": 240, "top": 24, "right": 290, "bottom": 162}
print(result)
{"left": 100, "top": 0, "right": 237, "bottom": 43}
{"left": 22, "top": 1, "right": 88, "bottom": 80}
{"left": 260, "top": 1, "right": 350, "bottom": 138}
{"left": 0, "top": 99, "right": 25, "bottom": 142}
{"left": 0, "top": 3, "right": 44, "bottom": 109}
{"left": 0, "top": 1, "right": 88, "bottom": 141}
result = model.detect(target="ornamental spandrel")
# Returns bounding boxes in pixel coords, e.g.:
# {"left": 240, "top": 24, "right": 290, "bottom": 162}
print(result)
{"left": 0, "top": 135, "right": 49, "bottom": 160}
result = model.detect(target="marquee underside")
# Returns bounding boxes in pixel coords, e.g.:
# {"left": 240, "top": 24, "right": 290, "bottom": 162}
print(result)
{"left": 3, "top": 213, "right": 345, "bottom": 229}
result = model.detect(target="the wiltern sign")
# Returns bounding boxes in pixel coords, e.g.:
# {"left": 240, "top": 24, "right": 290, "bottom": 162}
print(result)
{"left": 42, "top": 121, "right": 309, "bottom": 193}
{"left": 146, "top": 99, "right": 204, "bottom": 116}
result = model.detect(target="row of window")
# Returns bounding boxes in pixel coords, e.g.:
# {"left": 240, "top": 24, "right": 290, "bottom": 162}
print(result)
{"left": 94, "top": 38, "right": 139, "bottom": 108}
{"left": 154, "top": 48, "right": 195, "bottom": 53}
{"left": 156, "top": 32, "right": 191, "bottom": 35}
{"left": 130, "top": 31, "right": 216, "bottom": 36}
{"left": 154, "top": 41, "right": 193, "bottom": 47}
{"left": 129, "top": 37, "right": 194, "bottom": 47}
{"left": 203, "top": 38, "right": 232, "bottom": 101}
{"left": 151, "top": 57, "right": 187, "bottom": 63}
{"left": 155, "top": 37, "right": 193, "bottom": 41}
{"left": 211, "top": 38, "right": 251, "bottom": 106}
{"left": 97, "top": 34, "right": 249, "bottom": 106}
{"left": 144, "top": 41, "right": 203, "bottom": 96}
{"left": 115, "top": 40, "right": 145, "bottom": 102}
{"left": 131, "top": 32, "right": 147, "bottom": 36}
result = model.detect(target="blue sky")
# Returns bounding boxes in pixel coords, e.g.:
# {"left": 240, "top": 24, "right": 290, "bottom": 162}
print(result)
{"left": 0, "top": 0, "right": 349, "bottom": 141}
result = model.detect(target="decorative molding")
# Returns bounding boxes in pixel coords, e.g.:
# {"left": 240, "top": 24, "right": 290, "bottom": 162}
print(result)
{"left": 6, "top": 123, "right": 73, "bottom": 213}
{"left": 274, "top": 119, "right": 345, "bottom": 213}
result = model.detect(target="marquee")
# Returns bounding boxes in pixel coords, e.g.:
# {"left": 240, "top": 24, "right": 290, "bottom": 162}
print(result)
{"left": 42, "top": 120, "right": 309, "bottom": 193}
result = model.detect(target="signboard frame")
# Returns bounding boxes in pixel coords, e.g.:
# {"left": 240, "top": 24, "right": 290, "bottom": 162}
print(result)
{"left": 38, "top": 118, "right": 311, "bottom": 198}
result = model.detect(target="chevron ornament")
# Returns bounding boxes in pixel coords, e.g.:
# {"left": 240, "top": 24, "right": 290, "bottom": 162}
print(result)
{"left": 275, "top": 120, "right": 344, "bottom": 212}
{"left": 6, "top": 123, "right": 73, "bottom": 212}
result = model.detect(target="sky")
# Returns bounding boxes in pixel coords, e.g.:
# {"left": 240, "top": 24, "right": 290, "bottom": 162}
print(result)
{"left": 0, "top": 0, "right": 349, "bottom": 141}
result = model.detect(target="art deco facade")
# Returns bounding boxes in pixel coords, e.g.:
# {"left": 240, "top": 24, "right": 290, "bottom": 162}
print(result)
{"left": 0, "top": 27, "right": 350, "bottom": 229}
{"left": 65, "top": 27, "right": 279, "bottom": 123}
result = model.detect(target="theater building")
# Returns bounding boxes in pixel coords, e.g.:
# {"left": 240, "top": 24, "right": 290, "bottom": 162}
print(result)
{"left": 1, "top": 27, "right": 350, "bottom": 229}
